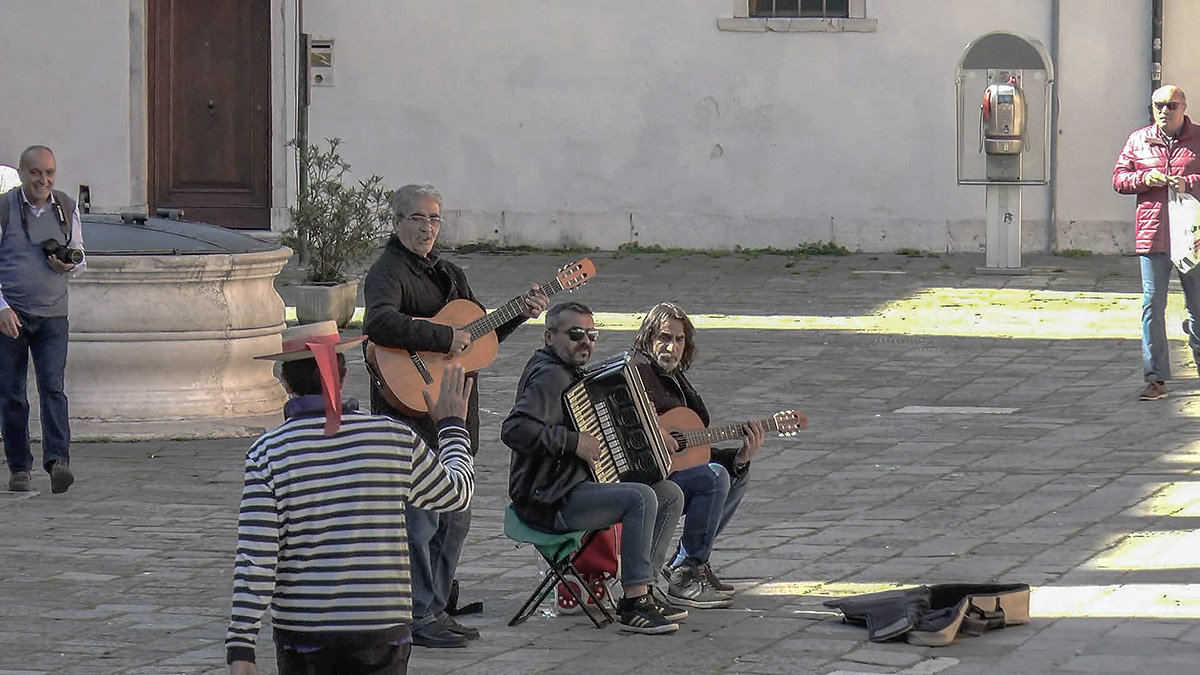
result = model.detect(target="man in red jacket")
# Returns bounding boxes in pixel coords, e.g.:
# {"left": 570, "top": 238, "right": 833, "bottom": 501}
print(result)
{"left": 1113, "top": 85, "right": 1200, "bottom": 401}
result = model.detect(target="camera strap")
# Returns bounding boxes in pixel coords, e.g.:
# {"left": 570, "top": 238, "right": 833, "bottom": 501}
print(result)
{"left": 17, "top": 191, "right": 72, "bottom": 246}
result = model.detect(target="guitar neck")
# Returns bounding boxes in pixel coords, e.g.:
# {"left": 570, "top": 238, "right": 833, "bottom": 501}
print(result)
{"left": 679, "top": 416, "right": 780, "bottom": 450}
{"left": 465, "top": 274, "right": 568, "bottom": 340}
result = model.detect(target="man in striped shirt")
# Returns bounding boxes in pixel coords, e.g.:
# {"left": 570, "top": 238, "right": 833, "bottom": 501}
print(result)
{"left": 226, "top": 321, "right": 475, "bottom": 674}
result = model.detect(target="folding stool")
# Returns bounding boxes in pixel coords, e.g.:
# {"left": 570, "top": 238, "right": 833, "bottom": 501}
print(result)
{"left": 503, "top": 505, "right": 615, "bottom": 628}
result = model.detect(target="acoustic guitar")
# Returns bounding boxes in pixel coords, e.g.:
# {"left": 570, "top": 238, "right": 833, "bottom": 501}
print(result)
{"left": 659, "top": 406, "right": 807, "bottom": 473}
{"left": 366, "top": 258, "right": 596, "bottom": 415}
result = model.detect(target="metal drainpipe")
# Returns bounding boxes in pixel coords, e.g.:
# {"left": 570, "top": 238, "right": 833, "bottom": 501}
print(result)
{"left": 297, "top": 0, "right": 309, "bottom": 203}
{"left": 1047, "top": 0, "right": 1060, "bottom": 252}
{"left": 1152, "top": 0, "right": 1163, "bottom": 95}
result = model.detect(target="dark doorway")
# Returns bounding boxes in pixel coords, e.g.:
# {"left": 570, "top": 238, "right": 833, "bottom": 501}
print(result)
{"left": 148, "top": 0, "right": 271, "bottom": 229}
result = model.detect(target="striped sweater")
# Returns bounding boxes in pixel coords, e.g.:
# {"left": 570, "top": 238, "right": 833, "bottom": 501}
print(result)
{"left": 225, "top": 399, "right": 474, "bottom": 664}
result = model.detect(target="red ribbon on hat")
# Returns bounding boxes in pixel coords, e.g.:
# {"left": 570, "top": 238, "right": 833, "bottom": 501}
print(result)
{"left": 297, "top": 335, "right": 345, "bottom": 436}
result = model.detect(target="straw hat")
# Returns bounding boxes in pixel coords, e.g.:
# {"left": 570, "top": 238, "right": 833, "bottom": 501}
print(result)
{"left": 257, "top": 321, "right": 366, "bottom": 361}
{"left": 258, "top": 321, "right": 367, "bottom": 436}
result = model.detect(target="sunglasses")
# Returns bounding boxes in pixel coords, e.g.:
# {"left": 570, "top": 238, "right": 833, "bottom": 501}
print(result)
{"left": 563, "top": 327, "right": 599, "bottom": 342}
{"left": 1153, "top": 101, "right": 1183, "bottom": 111}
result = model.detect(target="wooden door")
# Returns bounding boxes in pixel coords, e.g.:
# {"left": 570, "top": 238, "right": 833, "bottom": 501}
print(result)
{"left": 148, "top": 0, "right": 271, "bottom": 229}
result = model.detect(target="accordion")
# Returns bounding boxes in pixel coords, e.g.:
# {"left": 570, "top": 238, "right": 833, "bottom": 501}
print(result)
{"left": 563, "top": 352, "right": 672, "bottom": 484}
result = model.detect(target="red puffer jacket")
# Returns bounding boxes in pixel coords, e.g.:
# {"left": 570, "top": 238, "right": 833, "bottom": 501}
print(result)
{"left": 1113, "top": 117, "right": 1200, "bottom": 253}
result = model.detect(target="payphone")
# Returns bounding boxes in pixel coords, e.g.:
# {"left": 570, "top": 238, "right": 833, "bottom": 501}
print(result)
{"left": 981, "top": 76, "right": 1026, "bottom": 155}
{"left": 956, "top": 32, "right": 1053, "bottom": 272}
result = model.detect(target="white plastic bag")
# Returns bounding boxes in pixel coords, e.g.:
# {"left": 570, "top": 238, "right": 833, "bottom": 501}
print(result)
{"left": 1168, "top": 187, "right": 1200, "bottom": 274}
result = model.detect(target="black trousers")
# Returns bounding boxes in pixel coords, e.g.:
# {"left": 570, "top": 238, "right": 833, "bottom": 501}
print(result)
{"left": 275, "top": 642, "right": 411, "bottom": 675}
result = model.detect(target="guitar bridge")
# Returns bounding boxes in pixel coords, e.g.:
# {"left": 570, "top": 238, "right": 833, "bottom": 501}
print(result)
{"left": 410, "top": 353, "right": 434, "bottom": 385}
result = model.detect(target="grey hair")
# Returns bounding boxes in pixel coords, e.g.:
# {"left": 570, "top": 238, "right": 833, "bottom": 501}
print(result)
{"left": 545, "top": 301, "right": 593, "bottom": 331}
{"left": 391, "top": 183, "right": 442, "bottom": 219}
{"left": 19, "top": 145, "right": 54, "bottom": 169}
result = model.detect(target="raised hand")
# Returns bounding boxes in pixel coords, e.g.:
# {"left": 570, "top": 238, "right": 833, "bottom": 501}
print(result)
{"left": 423, "top": 363, "right": 474, "bottom": 422}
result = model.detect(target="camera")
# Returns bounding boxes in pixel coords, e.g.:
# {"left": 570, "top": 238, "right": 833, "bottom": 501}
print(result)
{"left": 39, "top": 239, "right": 84, "bottom": 265}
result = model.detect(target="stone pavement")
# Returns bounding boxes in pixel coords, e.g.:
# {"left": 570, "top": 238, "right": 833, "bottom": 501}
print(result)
{"left": 4, "top": 250, "right": 1200, "bottom": 674}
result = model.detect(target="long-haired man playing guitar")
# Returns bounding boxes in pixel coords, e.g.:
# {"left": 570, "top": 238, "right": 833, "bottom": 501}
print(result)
{"left": 631, "top": 302, "right": 808, "bottom": 608}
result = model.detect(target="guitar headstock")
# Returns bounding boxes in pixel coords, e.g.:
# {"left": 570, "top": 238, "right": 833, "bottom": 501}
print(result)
{"left": 772, "top": 409, "right": 808, "bottom": 436}
{"left": 557, "top": 258, "right": 596, "bottom": 291}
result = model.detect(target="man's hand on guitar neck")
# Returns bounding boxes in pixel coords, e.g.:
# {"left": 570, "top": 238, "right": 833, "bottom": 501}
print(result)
{"left": 734, "top": 419, "right": 766, "bottom": 468}
{"left": 520, "top": 284, "right": 549, "bottom": 319}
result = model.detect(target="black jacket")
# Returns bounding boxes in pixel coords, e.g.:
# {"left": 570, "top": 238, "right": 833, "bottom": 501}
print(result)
{"left": 362, "top": 236, "right": 525, "bottom": 451}
{"left": 501, "top": 346, "right": 592, "bottom": 531}
{"left": 629, "top": 350, "right": 749, "bottom": 478}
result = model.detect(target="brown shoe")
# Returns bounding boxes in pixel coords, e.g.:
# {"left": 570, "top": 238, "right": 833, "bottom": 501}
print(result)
{"left": 1139, "top": 381, "right": 1167, "bottom": 401}
{"left": 8, "top": 471, "right": 30, "bottom": 492}
{"left": 49, "top": 462, "right": 74, "bottom": 494}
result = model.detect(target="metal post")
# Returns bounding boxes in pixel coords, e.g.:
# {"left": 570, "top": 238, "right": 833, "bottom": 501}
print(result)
{"left": 984, "top": 184, "right": 1024, "bottom": 272}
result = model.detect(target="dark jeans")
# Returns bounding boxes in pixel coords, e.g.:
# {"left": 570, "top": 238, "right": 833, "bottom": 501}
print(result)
{"left": 670, "top": 462, "right": 732, "bottom": 563}
{"left": 276, "top": 641, "right": 411, "bottom": 674}
{"left": 0, "top": 312, "right": 70, "bottom": 474}
{"left": 406, "top": 504, "right": 471, "bottom": 627}
{"left": 673, "top": 464, "right": 751, "bottom": 567}
{"left": 554, "top": 479, "right": 684, "bottom": 587}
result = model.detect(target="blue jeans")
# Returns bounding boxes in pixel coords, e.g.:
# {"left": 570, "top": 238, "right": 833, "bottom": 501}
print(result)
{"left": 669, "top": 463, "right": 731, "bottom": 563}
{"left": 673, "top": 464, "right": 750, "bottom": 567}
{"left": 0, "top": 312, "right": 70, "bottom": 474}
{"left": 406, "top": 504, "right": 471, "bottom": 627}
{"left": 555, "top": 479, "right": 684, "bottom": 588}
{"left": 1140, "top": 253, "right": 1200, "bottom": 381}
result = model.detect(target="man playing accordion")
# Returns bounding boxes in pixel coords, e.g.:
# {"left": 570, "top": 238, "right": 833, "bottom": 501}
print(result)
{"left": 502, "top": 301, "right": 686, "bottom": 635}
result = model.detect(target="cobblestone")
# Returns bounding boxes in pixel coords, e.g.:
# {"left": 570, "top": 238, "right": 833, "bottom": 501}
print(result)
{"left": 3, "top": 251, "right": 1199, "bottom": 673}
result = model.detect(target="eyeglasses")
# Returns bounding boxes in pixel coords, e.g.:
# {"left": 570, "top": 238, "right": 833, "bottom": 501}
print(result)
{"left": 563, "top": 327, "right": 599, "bottom": 342}
{"left": 1153, "top": 101, "right": 1183, "bottom": 111}
{"left": 405, "top": 213, "right": 443, "bottom": 226}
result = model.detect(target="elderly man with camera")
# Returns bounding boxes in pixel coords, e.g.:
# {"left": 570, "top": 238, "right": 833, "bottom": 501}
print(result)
{"left": 0, "top": 145, "right": 85, "bottom": 494}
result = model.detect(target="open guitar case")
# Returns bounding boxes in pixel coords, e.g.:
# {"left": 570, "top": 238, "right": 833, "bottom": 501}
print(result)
{"left": 823, "top": 582, "right": 1030, "bottom": 647}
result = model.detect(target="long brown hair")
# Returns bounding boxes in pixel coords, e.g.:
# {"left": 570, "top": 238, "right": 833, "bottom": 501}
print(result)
{"left": 632, "top": 302, "right": 696, "bottom": 372}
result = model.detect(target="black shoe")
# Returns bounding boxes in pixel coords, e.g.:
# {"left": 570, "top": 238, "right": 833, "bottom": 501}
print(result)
{"left": 649, "top": 586, "right": 689, "bottom": 622}
{"left": 617, "top": 594, "right": 678, "bottom": 635}
{"left": 438, "top": 614, "right": 480, "bottom": 640}
{"left": 48, "top": 462, "right": 73, "bottom": 494}
{"left": 411, "top": 621, "right": 469, "bottom": 648}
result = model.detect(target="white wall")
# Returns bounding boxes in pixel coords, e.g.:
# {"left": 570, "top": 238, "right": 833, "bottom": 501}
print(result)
{"left": 1163, "top": 0, "right": 1200, "bottom": 108}
{"left": 0, "top": 1, "right": 1163, "bottom": 253}
{"left": 0, "top": 0, "right": 137, "bottom": 212}
{"left": 1053, "top": 0, "right": 1150, "bottom": 253}
{"left": 301, "top": 0, "right": 1146, "bottom": 253}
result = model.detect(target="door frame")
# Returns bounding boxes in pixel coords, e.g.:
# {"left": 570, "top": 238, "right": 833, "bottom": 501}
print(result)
{"left": 134, "top": 0, "right": 297, "bottom": 232}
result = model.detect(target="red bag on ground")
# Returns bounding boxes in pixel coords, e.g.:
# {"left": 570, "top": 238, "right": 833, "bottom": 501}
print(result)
{"left": 557, "top": 524, "right": 621, "bottom": 614}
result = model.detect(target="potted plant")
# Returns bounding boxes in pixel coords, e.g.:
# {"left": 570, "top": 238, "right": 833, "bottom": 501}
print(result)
{"left": 285, "top": 138, "right": 392, "bottom": 326}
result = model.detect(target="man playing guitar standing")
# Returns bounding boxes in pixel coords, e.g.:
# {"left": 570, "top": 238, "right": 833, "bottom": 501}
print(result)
{"left": 363, "top": 183, "right": 548, "bottom": 648}
{"left": 631, "top": 302, "right": 807, "bottom": 608}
